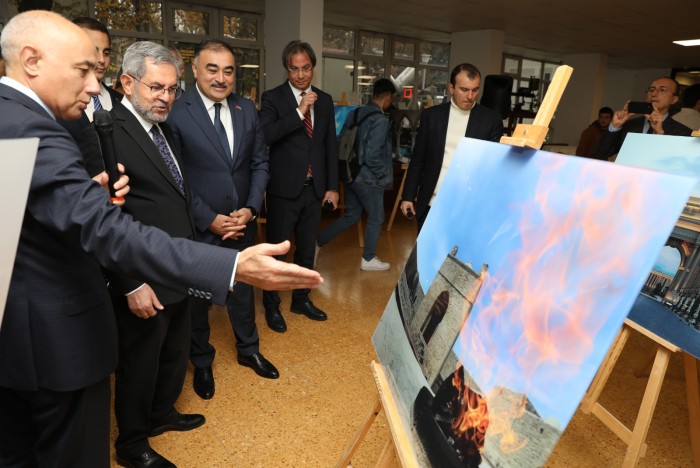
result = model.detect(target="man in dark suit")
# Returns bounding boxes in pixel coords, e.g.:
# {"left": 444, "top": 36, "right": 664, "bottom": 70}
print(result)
{"left": 59, "top": 17, "right": 122, "bottom": 166}
{"left": 168, "top": 40, "right": 278, "bottom": 400}
{"left": 260, "top": 40, "right": 339, "bottom": 332}
{"left": 594, "top": 76, "right": 693, "bottom": 160}
{"left": 79, "top": 41, "right": 237, "bottom": 467}
{"left": 0, "top": 11, "right": 322, "bottom": 468}
{"left": 400, "top": 63, "right": 504, "bottom": 231}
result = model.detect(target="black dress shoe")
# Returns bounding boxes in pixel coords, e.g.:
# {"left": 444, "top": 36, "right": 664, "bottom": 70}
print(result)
{"left": 290, "top": 300, "right": 328, "bottom": 321}
{"left": 237, "top": 352, "right": 280, "bottom": 379}
{"left": 116, "top": 448, "right": 175, "bottom": 468}
{"left": 149, "top": 411, "right": 205, "bottom": 437}
{"left": 265, "top": 307, "right": 287, "bottom": 333}
{"left": 193, "top": 366, "right": 214, "bottom": 400}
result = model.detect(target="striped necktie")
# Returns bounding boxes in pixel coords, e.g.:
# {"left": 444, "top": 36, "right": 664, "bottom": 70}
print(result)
{"left": 92, "top": 95, "right": 103, "bottom": 111}
{"left": 301, "top": 91, "right": 313, "bottom": 178}
{"left": 300, "top": 91, "right": 313, "bottom": 139}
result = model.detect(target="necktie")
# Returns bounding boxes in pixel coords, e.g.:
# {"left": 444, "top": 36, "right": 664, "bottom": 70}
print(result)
{"left": 213, "top": 103, "right": 232, "bottom": 159}
{"left": 300, "top": 91, "right": 313, "bottom": 139}
{"left": 92, "top": 95, "right": 103, "bottom": 111}
{"left": 150, "top": 125, "right": 185, "bottom": 196}
{"left": 301, "top": 91, "right": 313, "bottom": 177}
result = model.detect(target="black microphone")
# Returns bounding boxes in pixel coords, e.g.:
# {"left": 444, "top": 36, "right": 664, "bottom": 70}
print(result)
{"left": 92, "top": 110, "right": 123, "bottom": 202}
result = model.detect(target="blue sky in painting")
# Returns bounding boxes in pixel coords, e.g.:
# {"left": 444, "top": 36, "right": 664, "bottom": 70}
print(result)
{"left": 615, "top": 133, "right": 700, "bottom": 199}
{"left": 414, "top": 138, "right": 693, "bottom": 429}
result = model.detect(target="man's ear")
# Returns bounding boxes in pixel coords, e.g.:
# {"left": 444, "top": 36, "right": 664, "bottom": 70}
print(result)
{"left": 120, "top": 73, "right": 135, "bottom": 96}
{"left": 20, "top": 45, "right": 41, "bottom": 78}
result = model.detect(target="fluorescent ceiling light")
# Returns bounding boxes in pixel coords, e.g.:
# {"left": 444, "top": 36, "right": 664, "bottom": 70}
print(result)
{"left": 673, "top": 39, "right": 700, "bottom": 46}
{"left": 239, "top": 64, "right": 259, "bottom": 68}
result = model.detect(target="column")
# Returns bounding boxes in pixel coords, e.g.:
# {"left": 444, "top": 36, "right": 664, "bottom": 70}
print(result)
{"left": 448, "top": 30, "right": 504, "bottom": 79}
{"left": 264, "top": 0, "right": 324, "bottom": 91}
{"left": 555, "top": 53, "right": 607, "bottom": 147}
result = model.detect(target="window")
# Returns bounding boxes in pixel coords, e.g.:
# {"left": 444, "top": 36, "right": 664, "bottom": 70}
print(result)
{"left": 173, "top": 9, "right": 209, "bottom": 35}
{"left": 222, "top": 14, "right": 258, "bottom": 42}
{"left": 94, "top": 0, "right": 163, "bottom": 34}
{"left": 322, "top": 26, "right": 450, "bottom": 109}
{"left": 323, "top": 25, "right": 354, "bottom": 56}
{"left": 502, "top": 54, "right": 561, "bottom": 112}
{"left": 90, "top": 1, "right": 264, "bottom": 104}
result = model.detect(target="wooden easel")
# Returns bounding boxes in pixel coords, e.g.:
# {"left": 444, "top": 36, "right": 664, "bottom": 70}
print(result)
{"left": 338, "top": 65, "right": 574, "bottom": 467}
{"left": 500, "top": 65, "right": 573, "bottom": 149}
{"left": 336, "top": 361, "right": 418, "bottom": 467}
{"left": 580, "top": 317, "right": 700, "bottom": 467}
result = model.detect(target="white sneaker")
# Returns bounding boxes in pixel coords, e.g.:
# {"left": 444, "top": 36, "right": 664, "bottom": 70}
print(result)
{"left": 314, "top": 243, "right": 321, "bottom": 267}
{"left": 360, "top": 257, "right": 390, "bottom": 271}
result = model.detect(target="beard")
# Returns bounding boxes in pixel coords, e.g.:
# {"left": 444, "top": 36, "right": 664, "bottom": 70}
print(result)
{"left": 131, "top": 88, "right": 169, "bottom": 123}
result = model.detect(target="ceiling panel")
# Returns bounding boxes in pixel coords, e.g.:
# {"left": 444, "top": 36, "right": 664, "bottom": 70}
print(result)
{"left": 193, "top": 0, "right": 700, "bottom": 69}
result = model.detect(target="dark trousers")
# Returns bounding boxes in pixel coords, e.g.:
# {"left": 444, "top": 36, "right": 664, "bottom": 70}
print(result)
{"left": 190, "top": 223, "right": 260, "bottom": 367}
{"left": 113, "top": 295, "right": 191, "bottom": 456}
{"left": 263, "top": 186, "right": 321, "bottom": 307}
{"left": 0, "top": 377, "right": 110, "bottom": 468}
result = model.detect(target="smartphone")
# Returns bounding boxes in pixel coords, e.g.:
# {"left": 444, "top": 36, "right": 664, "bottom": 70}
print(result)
{"left": 627, "top": 101, "right": 654, "bottom": 115}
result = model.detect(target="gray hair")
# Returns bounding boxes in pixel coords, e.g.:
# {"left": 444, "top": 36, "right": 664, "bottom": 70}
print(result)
{"left": 122, "top": 41, "right": 182, "bottom": 79}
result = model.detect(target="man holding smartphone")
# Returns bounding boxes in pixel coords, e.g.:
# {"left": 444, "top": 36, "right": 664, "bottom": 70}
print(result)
{"left": 594, "top": 76, "right": 692, "bottom": 160}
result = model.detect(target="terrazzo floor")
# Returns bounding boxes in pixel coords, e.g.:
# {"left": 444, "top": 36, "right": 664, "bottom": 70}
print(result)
{"left": 108, "top": 214, "right": 696, "bottom": 467}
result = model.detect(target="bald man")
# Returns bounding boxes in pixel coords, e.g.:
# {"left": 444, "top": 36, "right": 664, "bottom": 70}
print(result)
{"left": 0, "top": 11, "right": 322, "bottom": 467}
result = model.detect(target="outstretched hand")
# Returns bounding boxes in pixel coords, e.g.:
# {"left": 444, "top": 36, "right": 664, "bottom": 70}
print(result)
{"left": 234, "top": 241, "right": 323, "bottom": 291}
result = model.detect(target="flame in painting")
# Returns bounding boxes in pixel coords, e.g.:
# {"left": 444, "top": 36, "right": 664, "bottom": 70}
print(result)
{"left": 455, "top": 156, "right": 652, "bottom": 453}
{"left": 450, "top": 367, "right": 489, "bottom": 455}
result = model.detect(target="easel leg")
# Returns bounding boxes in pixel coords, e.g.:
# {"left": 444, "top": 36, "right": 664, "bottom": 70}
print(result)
{"left": 386, "top": 164, "right": 408, "bottom": 232}
{"left": 336, "top": 398, "right": 382, "bottom": 468}
{"left": 581, "top": 326, "right": 631, "bottom": 413}
{"left": 685, "top": 353, "right": 700, "bottom": 467}
{"left": 374, "top": 438, "right": 398, "bottom": 468}
{"left": 623, "top": 346, "right": 672, "bottom": 467}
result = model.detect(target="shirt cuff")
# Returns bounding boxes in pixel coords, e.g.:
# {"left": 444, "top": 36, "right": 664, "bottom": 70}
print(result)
{"left": 296, "top": 108, "right": 305, "bottom": 120}
{"left": 228, "top": 254, "right": 239, "bottom": 291}
{"left": 608, "top": 124, "right": 622, "bottom": 132}
{"left": 125, "top": 283, "right": 146, "bottom": 296}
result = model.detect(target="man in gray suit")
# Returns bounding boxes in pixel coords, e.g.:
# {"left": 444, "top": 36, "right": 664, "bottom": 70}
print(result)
{"left": 0, "top": 11, "right": 322, "bottom": 468}
{"left": 168, "top": 40, "right": 278, "bottom": 401}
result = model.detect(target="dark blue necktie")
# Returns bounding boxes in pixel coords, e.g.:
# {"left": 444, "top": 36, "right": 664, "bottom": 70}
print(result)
{"left": 150, "top": 125, "right": 185, "bottom": 196}
{"left": 214, "top": 103, "right": 232, "bottom": 159}
{"left": 92, "top": 95, "right": 103, "bottom": 111}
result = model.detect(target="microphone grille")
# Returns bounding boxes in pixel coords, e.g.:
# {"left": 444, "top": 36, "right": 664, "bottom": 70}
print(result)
{"left": 93, "top": 109, "right": 113, "bottom": 129}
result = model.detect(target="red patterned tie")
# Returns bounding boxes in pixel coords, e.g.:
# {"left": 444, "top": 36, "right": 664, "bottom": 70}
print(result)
{"left": 301, "top": 91, "right": 313, "bottom": 177}
{"left": 301, "top": 91, "right": 313, "bottom": 139}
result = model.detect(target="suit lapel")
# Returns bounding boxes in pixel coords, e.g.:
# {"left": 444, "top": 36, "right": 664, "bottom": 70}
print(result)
{"left": 228, "top": 95, "right": 243, "bottom": 167}
{"left": 186, "top": 91, "right": 233, "bottom": 170}
{"left": 113, "top": 103, "right": 185, "bottom": 198}
{"left": 465, "top": 104, "right": 480, "bottom": 137}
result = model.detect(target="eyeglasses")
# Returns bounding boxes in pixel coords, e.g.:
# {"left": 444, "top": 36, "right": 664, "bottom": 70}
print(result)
{"left": 129, "top": 75, "right": 182, "bottom": 100}
{"left": 645, "top": 86, "right": 674, "bottom": 95}
{"left": 287, "top": 65, "right": 313, "bottom": 75}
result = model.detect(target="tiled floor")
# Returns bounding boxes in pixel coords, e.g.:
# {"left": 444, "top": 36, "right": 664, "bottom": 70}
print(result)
{"left": 109, "top": 214, "right": 695, "bottom": 467}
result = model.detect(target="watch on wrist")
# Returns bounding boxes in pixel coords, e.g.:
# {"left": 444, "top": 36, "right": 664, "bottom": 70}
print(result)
{"left": 245, "top": 206, "right": 258, "bottom": 220}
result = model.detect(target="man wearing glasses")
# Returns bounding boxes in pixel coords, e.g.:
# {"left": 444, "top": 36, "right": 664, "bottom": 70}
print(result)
{"left": 259, "top": 40, "right": 339, "bottom": 332}
{"left": 595, "top": 76, "right": 692, "bottom": 160}
{"left": 80, "top": 41, "right": 228, "bottom": 467}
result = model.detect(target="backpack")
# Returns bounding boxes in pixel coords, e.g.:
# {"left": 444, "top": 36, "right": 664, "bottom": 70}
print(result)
{"left": 337, "top": 107, "right": 382, "bottom": 184}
